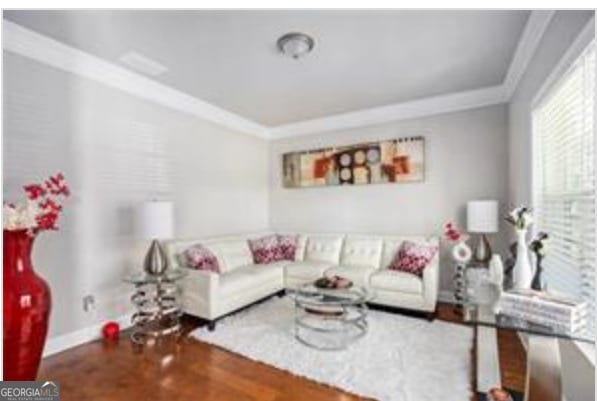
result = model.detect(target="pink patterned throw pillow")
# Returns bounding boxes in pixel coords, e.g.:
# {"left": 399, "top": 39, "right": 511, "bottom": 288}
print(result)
{"left": 182, "top": 244, "right": 220, "bottom": 273}
{"left": 248, "top": 235, "right": 283, "bottom": 264}
{"left": 388, "top": 241, "right": 438, "bottom": 277}
{"left": 277, "top": 234, "right": 298, "bottom": 261}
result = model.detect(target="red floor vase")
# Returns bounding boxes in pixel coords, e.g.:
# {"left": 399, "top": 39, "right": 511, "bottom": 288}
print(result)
{"left": 3, "top": 229, "right": 51, "bottom": 380}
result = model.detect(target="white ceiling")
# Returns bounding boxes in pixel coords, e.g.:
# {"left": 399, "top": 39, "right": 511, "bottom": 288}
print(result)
{"left": 4, "top": 10, "right": 531, "bottom": 127}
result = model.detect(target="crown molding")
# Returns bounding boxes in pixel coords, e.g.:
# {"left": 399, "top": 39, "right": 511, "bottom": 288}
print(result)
{"left": 267, "top": 85, "right": 507, "bottom": 138}
{"left": 3, "top": 11, "right": 555, "bottom": 141}
{"left": 267, "top": 10, "right": 554, "bottom": 139}
{"left": 502, "top": 10, "right": 555, "bottom": 99}
{"left": 2, "top": 20, "right": 269, "bottom": 139}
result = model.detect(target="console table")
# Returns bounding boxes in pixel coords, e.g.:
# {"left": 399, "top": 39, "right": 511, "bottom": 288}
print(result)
{"left": 463, "top": 303, "right": 594, "bottom": 401}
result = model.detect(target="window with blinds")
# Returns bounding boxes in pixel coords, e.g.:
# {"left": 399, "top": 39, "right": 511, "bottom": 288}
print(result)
{"left": 532, "top": 41, "right": 595, "bottom": 337}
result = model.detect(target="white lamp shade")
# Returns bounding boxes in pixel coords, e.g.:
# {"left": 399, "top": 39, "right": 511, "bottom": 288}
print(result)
{"left": 467, "top": 200, "right": 498, "bottom": 233}
{"left": 137, "top": 201, "right": 173, "bottom": 240}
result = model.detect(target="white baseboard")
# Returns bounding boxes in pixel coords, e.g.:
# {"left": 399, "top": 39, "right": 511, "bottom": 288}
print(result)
{"left": 438, "top": 290, "right": 456, "bottom": 304}
{"left": 43, "top": 314, "right": 133, "bottom": 358}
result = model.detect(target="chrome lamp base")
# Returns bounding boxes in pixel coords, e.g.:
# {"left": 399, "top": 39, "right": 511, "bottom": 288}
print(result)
{"left": 472, "top": 234, "right": 492, "bottom": 265}
{"left": 143, "top": 239, "right": 168, "bottom": 275}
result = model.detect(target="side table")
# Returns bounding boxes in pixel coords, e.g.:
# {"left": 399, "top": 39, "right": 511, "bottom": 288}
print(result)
{"left": 123, "top": 269, "right": 187, "bottom": 344}
{"left": 464, "top": 264, "right": 494, "bottom": 305}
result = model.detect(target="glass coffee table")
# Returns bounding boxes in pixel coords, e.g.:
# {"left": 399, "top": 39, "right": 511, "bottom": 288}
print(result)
{"left": 291, "top": 283, "right": 373, "bottom": 350}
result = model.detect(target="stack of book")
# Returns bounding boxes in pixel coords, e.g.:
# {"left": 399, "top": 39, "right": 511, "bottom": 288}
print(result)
{"left": 498, "top": 289, "right": 587, "bottom": 334}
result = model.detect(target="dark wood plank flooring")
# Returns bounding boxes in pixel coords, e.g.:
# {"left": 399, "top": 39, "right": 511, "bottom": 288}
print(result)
{"left": 37, "top": 302, "right": 526, "bottom": 401}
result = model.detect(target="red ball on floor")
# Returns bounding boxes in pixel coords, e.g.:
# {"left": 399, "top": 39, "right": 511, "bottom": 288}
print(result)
{"left": 102, "top": 321, "right": 120, "bottom": 342}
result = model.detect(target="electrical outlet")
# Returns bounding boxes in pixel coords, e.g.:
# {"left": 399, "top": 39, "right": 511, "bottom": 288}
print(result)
{"left": 83, "top": 295, "right": 96, "bottom": 312}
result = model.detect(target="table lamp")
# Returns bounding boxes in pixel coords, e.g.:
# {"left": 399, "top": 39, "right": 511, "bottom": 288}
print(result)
{"left": 467, "top": 200, "right": 498, "bottom": 265}
{"left": 137, "top": 200, "right": 173, "bottom": 275}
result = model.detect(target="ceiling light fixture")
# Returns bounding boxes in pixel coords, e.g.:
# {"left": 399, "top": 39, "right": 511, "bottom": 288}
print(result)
{"left": 277, "top": 32, "right": 315, "bottom": 59}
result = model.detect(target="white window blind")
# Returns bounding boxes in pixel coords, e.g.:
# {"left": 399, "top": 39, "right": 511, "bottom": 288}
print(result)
{"left": 532, "top": 42, "right": 595, "bottom": 337}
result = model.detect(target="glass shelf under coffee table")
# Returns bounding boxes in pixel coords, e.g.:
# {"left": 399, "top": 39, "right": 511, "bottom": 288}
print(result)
{"left": 291, "top": 284, "right": 374, "bottom": 351}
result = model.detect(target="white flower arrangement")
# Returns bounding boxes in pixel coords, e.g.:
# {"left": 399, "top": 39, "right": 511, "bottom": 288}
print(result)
{"left": 505, "top": 206, "right": 533, "bottom": 230}
{"left": 3, "top": 173, "right": 70, "bottom": 232}
{"left": 3, "top": 201, "right": 40, "bottom": 231}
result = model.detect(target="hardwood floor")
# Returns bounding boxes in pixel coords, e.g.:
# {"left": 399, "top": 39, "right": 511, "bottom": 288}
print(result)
{"left": 37, "top": 302, "right": 526, "bottom": 401}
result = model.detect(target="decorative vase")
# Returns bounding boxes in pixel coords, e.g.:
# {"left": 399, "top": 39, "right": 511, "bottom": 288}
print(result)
{"left": 530, "top": 253, "right": 546, "bottom": 291}
{"left": 3, "top": 229, "right": 51, "bottom": 380}
{"left": 452, "top": 240, "right": 472, "bottom": 264}
{"left": 489, "top": 254, "right": 504, "bottom": 289}
{"left": 451, "top": 240, "right": 472, "bottom": 313}
{"left": 512, "top": 229, "right": 534, "bottom": 290}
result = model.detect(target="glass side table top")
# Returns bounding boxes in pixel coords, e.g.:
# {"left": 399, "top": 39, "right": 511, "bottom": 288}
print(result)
{"left": 462, "top": 303, "right": 595, "bottom": 344}
{"left": 292, "top": 283, "right": 373, "bottom": 306}
{"left": 123, "top": 268, "right": 188, "bottom": 284}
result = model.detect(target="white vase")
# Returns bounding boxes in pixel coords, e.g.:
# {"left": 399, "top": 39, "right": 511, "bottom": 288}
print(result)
{"left": 489, "top": 254, "right": 504, "bottom": 288}
{"left": 512, "top": 229, "right": 534, "bottom": 290}
{"left": 452, "top": 240, "right": 472, "bottom": 264}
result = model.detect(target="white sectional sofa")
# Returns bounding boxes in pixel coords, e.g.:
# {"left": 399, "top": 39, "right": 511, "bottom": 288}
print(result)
{"left": 165, "top": 232, "right": 439, "bottom": 329}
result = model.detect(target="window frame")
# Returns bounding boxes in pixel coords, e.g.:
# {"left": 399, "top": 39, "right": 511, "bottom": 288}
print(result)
{"left": 530, "top": 20, "right": 595, "bottom": 363}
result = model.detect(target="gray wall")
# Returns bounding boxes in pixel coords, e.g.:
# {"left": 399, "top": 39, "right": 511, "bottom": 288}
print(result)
{"left": 269, "top": 104, "right": 510, "bottom": 292}
{"left": 3, "top": 51, "right": 270, "bottom": 339}
{"left": 508, "top": 10, "right": 595, "bottom": 401}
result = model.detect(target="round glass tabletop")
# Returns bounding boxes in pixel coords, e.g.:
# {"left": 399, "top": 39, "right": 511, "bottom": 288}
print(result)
{"left": 292, "top": 283, "right": 373, "bottom": 307}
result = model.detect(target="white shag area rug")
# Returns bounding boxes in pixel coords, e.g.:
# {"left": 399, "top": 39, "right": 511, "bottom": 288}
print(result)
{"left": 192, "top": 297, "right": 473, "bottom": 401}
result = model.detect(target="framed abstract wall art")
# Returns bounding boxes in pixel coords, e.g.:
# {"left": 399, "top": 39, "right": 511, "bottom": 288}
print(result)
{"left": 282, "top": 136, "right": 425, "bottom": 188}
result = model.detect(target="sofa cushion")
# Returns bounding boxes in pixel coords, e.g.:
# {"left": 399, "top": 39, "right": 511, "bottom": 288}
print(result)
{"left": 340, "top": 236, "right": 383, "bottom": 268}
{"left": 324, "top": 265, "right": 376, "bottom": 287}
{"left": 304, "top": 235, "right": 344, "bottom": 264}
{"left": 380, "top": 236, "right": 429, "bottom": 269}
{"left": 205, "top": 239, "right": 253, "bottom": 273}
{"left": 370, "top": 270, "right": 424, "bottom": 294}
{"left": 388, "top": 240, "right": 438, "bottom": 277}
{"left": 277, "top": 234, "right": 298, "bottom": 261}
{"left": 218, "top": 264, "right": 284, "bottom": 297}
{"left": 285, "top": 261, "right": 333, "bottom": 280}
{"left": 181, "top": 244, "right": 220, "bottom": 273}
{"left": 248, "top": 234, "right": 283, "bottom": 264}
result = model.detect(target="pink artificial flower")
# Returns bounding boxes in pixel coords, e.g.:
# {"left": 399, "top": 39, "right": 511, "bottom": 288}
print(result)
{"left": 5, "top": 172, "right": 70, "bottom": 232}
{"left": 443, "top": 221, "right": 463, "bottom": 242}
{"left": 24, "top": 184, "right": 47, "bottom": 200}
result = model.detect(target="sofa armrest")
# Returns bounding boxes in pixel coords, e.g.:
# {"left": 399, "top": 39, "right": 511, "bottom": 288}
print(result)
{"left": 422, "top": 253, "right": 440, "bottom": 309}
{"left": 180, "top": 268, "right": 219, "bottom": 319}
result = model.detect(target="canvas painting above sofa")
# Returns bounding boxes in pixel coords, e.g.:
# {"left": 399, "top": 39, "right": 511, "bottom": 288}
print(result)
{"left": 282, "top": 136, "right": 425, "bottom": 188}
